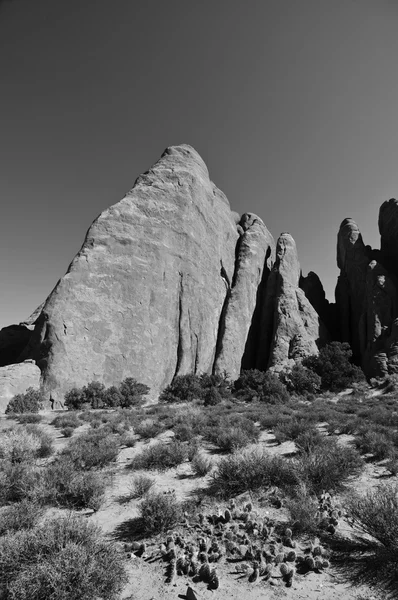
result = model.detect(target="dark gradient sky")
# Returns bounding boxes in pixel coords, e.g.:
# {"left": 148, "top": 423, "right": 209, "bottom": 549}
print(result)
{"left": 1, "top": 0, "right": 398, "bottom": 328}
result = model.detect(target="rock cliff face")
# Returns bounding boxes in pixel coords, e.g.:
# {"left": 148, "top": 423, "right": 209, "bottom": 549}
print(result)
{"left": 335, "top": 201, "right": 398, "bottom": 378}
{"left": 0, "top": 361, "right": 41, "bottom": 412}
{"left": 0, "top": 145, "right": 334, "bottom": 407}
{"left": 256, "top": 233, "right": 329, "bottom": 373}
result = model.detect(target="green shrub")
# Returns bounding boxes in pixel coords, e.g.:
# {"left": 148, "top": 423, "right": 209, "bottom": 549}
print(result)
{"left": 294, "top": 429, "right": 326, "bottom": 454}
{"left": 24, "top": 425, "right": 54, "bottom": 458}
{"left": 128, "top": 474, "right": 155, "bottom": 499}
{"left": 119, "top": 377, "right": 150, "bottom": 407}
{"left": 210, "top": 426, "right": 257, "bottom": 452}
{"left": 353, "top": 426, "right": 397, "bottom": 460}
{"left": 273, "top": 418, "right": 317, "bottom": 445}
{"left": 159, "top": 374, "right": 203, "bottom": 403}
{"left": 64, "top": 387, "right": 87, "bottom": 410}
{"left": 135, "top": 418, "right": 163, "bottom": 439}
{"left": 61, "top": 427, "right": 74, "bottom": 438}
{"left": 139, "top": 491, "right": 183, "bottom": 534}
{"left": 0, "top": 500, "right": 44, "bottom": 535}
{"left": 233, "top": 369, "right": 289, "bottom": 403}
{"left": 43, "top": 457, "right": 106, "bottom": 510}
{"left": 280, "top": 363, "right": 321, "bottom": 396}
{"left": 130, "top": 440, "right": 187, "bottom": 472}
{"left": 15, "top": 413, "right": 42, "bottom": 424}
{"left": 83, "top": 381, "right": 106, "bottom": 409}
{"left": 191, "top": 452, "right": 213, "bottom": 477}
{"left": 5, "top": 388, "right": 43, "bottom": 414}
{"left": 202, "top": 386, "right": 223, "bottom": 406}
{"left": 303, "top": 342, "right": 364, "bottom": 392}
{"left": 61, "top": 430, "right": 119, "bottom": 469}
{"left": 0, "top": 516, "right": 127, "bottom": 600}
{"left": 51, "top": 413, "right": 81, "bottom": 429}
{"left": 102, "top": 385, "right": 123, "bottom": 408}
{"left": 0, "top": 427, "right": 43, "bottom": 463}
{"left": 0, "top": 462, "right": 43, "bottom": 505}
{"left": 173, "top": 423, "right": 195, "bottom": 441}
{"left": 298, "top": 438, "right": 363, "bottom": 494}
{"left": 285, "top": 485, "right": 323, "bottom": 534}
{"left": 211, "top": 447, "right": 301, "bottom": 498}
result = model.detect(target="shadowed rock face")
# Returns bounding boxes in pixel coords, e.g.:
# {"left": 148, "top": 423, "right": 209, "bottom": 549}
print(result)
{"left": 335, "top": 203, "right": 398, "bottom": 378}
{"left": 256, "top": 233, "right": 329, "bottom": 372}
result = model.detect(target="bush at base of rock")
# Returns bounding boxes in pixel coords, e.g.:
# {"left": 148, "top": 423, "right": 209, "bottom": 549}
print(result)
{"left": 5, "top": 387, "right": 44, "bottom": 414}
{"left": 303, "top": 341, "right": 364, "bottom": 392}
{"left": 159, "top": 372, "right": 231, "bottom": 404}
{"left": 279, "top": 363, "right": 321, "bottom": 396}
{"left": 233, "top": 369, "right": 289, "bottom": 403}
{"left": 64, "top": 377, "right": 150, "bottom": 410}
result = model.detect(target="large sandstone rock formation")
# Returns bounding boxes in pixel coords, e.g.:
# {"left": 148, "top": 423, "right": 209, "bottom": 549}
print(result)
{"left": 335, "top": 202, "right": 398, "bottom": 378}
{"left": 0, "top": 360, "right": 41, "bottom": 412}
{"left": 256, "top": 233, "right": 329, "bottom": 373}
{"left": 0, "top": 145, "right": 333, "bottom": 405}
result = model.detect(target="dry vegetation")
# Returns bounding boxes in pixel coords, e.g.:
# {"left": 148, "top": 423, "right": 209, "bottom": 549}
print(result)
{"left": 1, "top": 346, "right": 397, "bottom": 599}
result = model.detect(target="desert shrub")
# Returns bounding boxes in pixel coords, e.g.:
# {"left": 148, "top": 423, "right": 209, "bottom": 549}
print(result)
{"left": 159, "top": 373, "right": 203, "bottom": 403}
{"left": 345, "top": 483, "right": 398, "bottom": 591}
{"left": 186, "top": 436, "right": 201, "bottom": 461}
{"left": 0, "top": 462, "right": 43, "bottom": 505}
{"left": 64, "top": 386, "right": 87, "bottom": 410}
{"left": 15, "top": 413, "right": 42, "bottom": 424}
{"left": 285, "top": 485, "right": 323, "bottom": 534}
{"left": 120, "top": 432, "right": 136, "bottom": 447}
{"left": 0, "top": 500, "right": 44, "bottom": 535}
{"left": 298, "top": 438, "right": 364, "bottom": 494}
{"left": 128, "top": 474, "right": 155, "bottom": 499}
{"left": 0, "top": 427, "right": 41, "bottom": 463}
{"left": 61, "top": 427, "right": 74, "bottom": 438}
{"left": 233, "top": 369, "right": 289, "bottom": 403}
{"left": 139, "top": 491, "right": 183, "bottom": 534}
{"left": 280, "top": 363, "right": 321, "bottom": 396}
{"left": 273, "top": 418, "right": 317, "bottom": 445}
{"left": 130, "top": 440, "right": 187, "bottom": 472}
{"left": 119, "top": 377, "right": 150, "bottom": 407}
{"left": 173, "top": 422, "right": 195, "bottom": 441}
{"left": 5, "top": 387, "right": 43, "bottom": 414}
{"left": 43, "top": 457, "right": 106, "bottom": 510}
{"left": 24, "top": 424, "right": 53, "bottom": 458}
{"left": 135, "top": 418, "right": 163, "bottom": 439}
{"left": 385, "top": 454, "right": 398, "bottom": 476}
{"left": 294, "top": 429, "right": 326, "bottom": 454}
{"left": 203, "top": 415, "right": 260, "bottom": 451}
{"left": 51, "top": 413, "right": 81, "bottom": 429}
{"left": 303, "top": 341, "right": 364, "bottom": 392}
{"left": 83, "top": 381, "right": 106, "bottom": 409}
{"left": 102, "top": 385, "right": 123, "bottom": 408}
{"left": 61, "top": 430, "right": 119, "bottom": 469}
{"left": 202, "top": 386, "right": 223, "bottom": 406}
{"left": 353, "top": 426, "right": 397, "bottom": 460}
{"left": 211, "top": 447, "right": 301, "bottom": 498}
{"left": 0, "top": 516, "right": 127, "bottom": 600}
{"left": 191, "top": 452, "right": 213, "bottom": 477}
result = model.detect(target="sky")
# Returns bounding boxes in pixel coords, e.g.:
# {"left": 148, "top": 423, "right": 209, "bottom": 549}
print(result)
{"left": 1, "top": 0, "right": 398, "bottom": 328}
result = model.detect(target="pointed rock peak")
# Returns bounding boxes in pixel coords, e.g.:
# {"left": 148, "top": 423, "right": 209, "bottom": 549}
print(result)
{"left": 337, "top": 218, "right": 366, "bottom": 270}
{"left": 275, "top": 233, "right": 300, "bottom": 287}
{"left": 379, "top": 198, "right": 398, "bottom": 233}
{"left": 379, "top": 198, "right": 398, "bottom": 267}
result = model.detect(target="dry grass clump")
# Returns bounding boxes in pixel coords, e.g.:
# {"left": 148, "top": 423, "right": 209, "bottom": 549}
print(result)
{"left": 210, "top": 447, "right": 300, "bottom": 498}
{"left": 139, "top": 491, "right": 183, "bottom": 534}
{"left": 128, "top": 474, "right": 155, "bottom": 499}
{"left": 61, "top": 429, "right": 120, "bottom": 469}
{"left": 0, "top": 516, "right": 127, "bottom": 600}
{"left": 190, "top": 452, "right": 213, "bottom": 477}
{"left": 130, "top": 439, "right": 188, "bottom": 472}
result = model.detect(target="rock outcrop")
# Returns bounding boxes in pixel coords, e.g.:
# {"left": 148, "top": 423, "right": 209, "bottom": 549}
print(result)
{"left": 256, "top": 233, "right": 329, "bottom": 373}
{"left": 335, "top": 203, "right": 398, "bottom": 378}
{"left": 0, "top": 145, "right": 336, "bottom": 405}
{"left": 0, "top": 360, "right": 41, "bottom": 412}
{"left": 213, "top": 213, "right": 275, "bottom": 380}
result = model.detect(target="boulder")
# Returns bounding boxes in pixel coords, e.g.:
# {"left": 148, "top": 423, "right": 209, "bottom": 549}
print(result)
{"left": 0, "top": 360, "right": 41, "bottom": 412}
{"left": 256, "top": 233, "right": 329, "bottom": 372}
{"left": 213, "top": 213, "right": 275, "bottom": 380}
{"left": 21, "top": 145, "right": 242, "bottom": 398}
